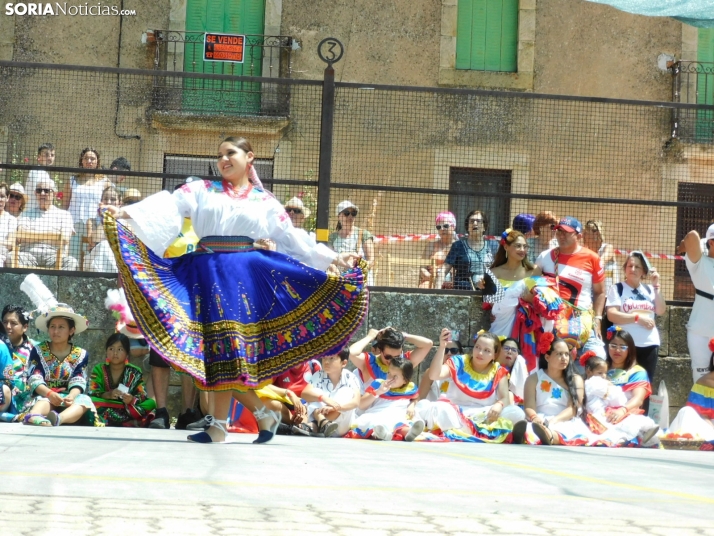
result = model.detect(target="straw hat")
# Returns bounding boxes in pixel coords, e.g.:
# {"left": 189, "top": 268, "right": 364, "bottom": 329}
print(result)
{"left": 284, "top": 197, "right": 311, "bottom": 217}
{"left": 35, "top": 304, "right": 89, "bottom": 334}
{"left": 9, "top": 183, "right": 26, "bottom": 197}
{"left": 122, "top": 188, "right": 142, "bottom": 203}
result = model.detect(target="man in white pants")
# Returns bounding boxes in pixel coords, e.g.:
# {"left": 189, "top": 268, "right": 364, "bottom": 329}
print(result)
{"left": 680, "top": 224, "right": 714, "bottom": 382}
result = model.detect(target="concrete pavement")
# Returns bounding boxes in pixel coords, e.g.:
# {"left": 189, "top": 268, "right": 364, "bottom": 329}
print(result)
{"left": 1, "top": 424, "right": 713, "bottom": 535}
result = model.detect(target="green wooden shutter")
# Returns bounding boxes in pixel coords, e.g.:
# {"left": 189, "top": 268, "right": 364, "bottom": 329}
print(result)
{"left": 456, "top": 0, "right": 474, "bottom": 70}
{"left": 499, "top": 0, "right": 519, "bottom": 72}
{"left": 183, "top": 0, "right": 265, "bottom": 114}
{"left": 696, "top": 29, "right": 714, "bottom": 141}
{"left": 456, "top": 0, "right": 518, "bottom": 73}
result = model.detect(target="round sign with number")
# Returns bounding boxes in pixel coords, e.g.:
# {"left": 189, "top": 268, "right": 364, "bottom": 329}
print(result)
{"left": 317, "top": 37, "right": 344, "bottom": 65}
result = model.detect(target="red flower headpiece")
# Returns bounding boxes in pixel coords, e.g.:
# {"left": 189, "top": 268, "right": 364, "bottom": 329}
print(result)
{"left": 578, "top": 350, "right": 598, "bottom": 368}
{"left": 709, "top": 338, "right": 714, "bottom": 353}
{"left": 537, "top": 331, "right": 555, "bottom": 355}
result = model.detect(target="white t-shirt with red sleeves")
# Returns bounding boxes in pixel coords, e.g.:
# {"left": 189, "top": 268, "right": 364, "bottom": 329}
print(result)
{"left": 536, "top": 246, "right": 605, "bottom": 310}
{"left": 605, "top": 282, "right": 659, "bottom": 347}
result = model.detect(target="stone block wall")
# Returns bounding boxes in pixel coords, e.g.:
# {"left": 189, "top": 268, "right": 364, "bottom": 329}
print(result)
{"left": 0, "top": 273, "right": 696, "bottom": 420}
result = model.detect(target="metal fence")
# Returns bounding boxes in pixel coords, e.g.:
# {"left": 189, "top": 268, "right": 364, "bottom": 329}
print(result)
{"left": 1, "top": 59, "right": 714, "bottom": 303}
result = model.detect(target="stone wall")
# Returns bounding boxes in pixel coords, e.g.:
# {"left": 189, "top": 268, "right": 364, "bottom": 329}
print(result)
{"left": 0, "top": 272, "right": 695, "bottom": 419}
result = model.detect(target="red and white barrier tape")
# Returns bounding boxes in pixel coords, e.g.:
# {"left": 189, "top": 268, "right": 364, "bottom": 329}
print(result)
{"left": 371, "top": 234, "right": 685, "bottom": 261}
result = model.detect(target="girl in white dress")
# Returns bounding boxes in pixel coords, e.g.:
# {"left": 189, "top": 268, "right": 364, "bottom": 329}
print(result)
{"left": 513, "top": 337, "right": 590, "bottom": 445}
{"left": 352, "top": 356, "right": 424, "bottom": 442}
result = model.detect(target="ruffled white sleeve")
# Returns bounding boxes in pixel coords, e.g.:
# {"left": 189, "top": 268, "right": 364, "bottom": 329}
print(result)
{"left": 265, "top": 197, "right": 336, "bottom": 271}
{"left": 122, "top": 185, "right": 197, "bottom": 257}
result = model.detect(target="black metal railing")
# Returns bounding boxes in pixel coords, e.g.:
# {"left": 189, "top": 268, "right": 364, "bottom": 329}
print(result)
{"left": 670, "top": 60, "right": 714, "bottom": 143}
{"left": 149, "top": 30, "right": 293, "bottom": 116}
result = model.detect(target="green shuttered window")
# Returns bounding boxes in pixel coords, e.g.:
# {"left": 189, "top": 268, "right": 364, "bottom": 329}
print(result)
{"left": 183, "top": 0, "right": 265, "bottom": 113}
{"left": 456, "top": 0, "right": 518, "bottom": 72}
{"left": 696, "top": 28, "right": 714, "bottom": 142}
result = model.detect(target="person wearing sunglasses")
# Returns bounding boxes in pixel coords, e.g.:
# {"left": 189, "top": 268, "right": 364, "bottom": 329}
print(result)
{"left": 586, "top": 327, "right": 658, "bottom": 446}
{"left": 16, "top": 177, "right": 78, "bottom": 270}
{"left": 0, "top": 183, "right": 18, "bottom": 267}
{"left": 328, "top": 200, "right": 375, "bottom": 285}
{"left": 532, "top": 211, "right": 559, "bottom": 259}
{"left": 419, "top": 211, "right": 458, "bottom": 288}
{"left": 436, "top": 209, "right": 494, "bottom": 291}
{"left": 496, "top": 338, "right": 528, "bottom": 406}
{"left": 7, "top": 183, "right": 26, "bottom": 218}
{"left": 283, "top": 196, "right": 311, "bottom": 232}
{"left": 417, "top": 334, "right": 463, "bottom": 401}
{"left": 349, "top": 326, "right": 433, "bottom": 386}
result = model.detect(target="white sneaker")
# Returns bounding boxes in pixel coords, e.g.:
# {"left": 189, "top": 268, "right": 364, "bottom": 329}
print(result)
{"left": 405, "top": 420, "right": 425, "bottom": 442}
{"left": 372, "top": 424, "right": 392, "bottom": 441}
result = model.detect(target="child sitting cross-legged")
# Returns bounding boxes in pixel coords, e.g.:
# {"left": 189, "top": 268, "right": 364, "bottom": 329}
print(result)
{"left": 350, "top": 356, "right": 425, "bottom": 441}
{"left": 89, "top": 333, "right": 157, "bottom": 427}
{"left": 304, "top": 348, "right": 361, "bottom": 437}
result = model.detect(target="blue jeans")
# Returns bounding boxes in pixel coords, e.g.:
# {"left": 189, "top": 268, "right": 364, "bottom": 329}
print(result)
{"left": 573, "top": 331, "right": 605, "bottom": 376}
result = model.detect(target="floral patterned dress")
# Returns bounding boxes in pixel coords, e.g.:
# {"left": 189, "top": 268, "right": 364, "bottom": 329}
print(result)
{"left": 27, "top": 341, "right": 100, "bottom": 426}
{"left": 89, "top": 363, "right": 156, "bottom": 426}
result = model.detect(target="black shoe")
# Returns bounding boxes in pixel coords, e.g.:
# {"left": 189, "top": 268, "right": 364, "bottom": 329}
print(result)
{"left": 176, "top": 408, "right": 200, "bottom": 430}
{"left": 512, "top": 420, "right": 527, "bottom": 444}
{"left": 149, "top": 407, "right": 170, "bottom": 429}
{"left": 186, "top": 416, "right": 211, "bottom": 431}
{"left": 276, "top": 422, "right": 293, "bottom": 435}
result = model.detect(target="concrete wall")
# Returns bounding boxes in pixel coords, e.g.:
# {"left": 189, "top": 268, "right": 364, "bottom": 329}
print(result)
{"left": 0, "top": 272, "right": 695, "bottom": 419}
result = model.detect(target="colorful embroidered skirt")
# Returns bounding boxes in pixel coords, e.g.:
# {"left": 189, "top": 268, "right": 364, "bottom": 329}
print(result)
{"left": 105, "top": 218, "right": 369, "bottom": 391}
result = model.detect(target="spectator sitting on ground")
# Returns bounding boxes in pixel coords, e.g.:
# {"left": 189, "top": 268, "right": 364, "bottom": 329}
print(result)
{"left": 418, "top": 337, "right": 462, "bottom": 401}
{"left": 497, "top": 337, "right": 528, "bottom": 406}
{"left": 7, "top": 183, "right": 26, "bottom": 218}
{"left": 532, "top": 211, "right": 559, "bottom": 258}
{"left": 23, "top": 305, "right": 99, "bottom": 427}
{"left": 284, "top": 196, "right": 310, "bottom": 231}
{"left": 512, "top": 337, "right": 589, "bottom": 445}
{"left": 352, "top": 356, "right": 424, "bottom": 441}
{"left": 586, "top": 328, "right": 658, "bottom": 446}
{"left": 0, "top": 183, "right": 18, "bottom": 267}
{"left": 0, "top": 305, "right": 34, "bottom": 422}
{"left": 420, "top": 211, "right": 458, "bottom": 288}
{"left": 17, "top": 177, "right": 78, "bottom": 270}
{"left": 436, "top": 209, "right": 494, "bottom": 290}
{"left": 349, "top": 326, "right": 433, "bottom": 385}
{"left": 303, "top": 348, "right": 361, "bottom": 437}
{"left": 583, "top": 220, "right": 618, "bottom": 291}
{"left": 535, "top": 217, "right": 606, "bottom": 360}
{"left": 513, "top": 213, "right": 537, "bottom": 264}
{"left": 65, "top": 147, "right": 112, "bottom": 259}
{"left": 88, "top": 333, "right": 157, "bottom": 427}
{"left": 248, "top": 359, "right": 323, "bottom": 436}
{"left": 419, "top": 330, "right": 524, "bottom": 443}
{"left": 109, "top": 157, "right": 130, "bottom": 184}
{"left": 24, "top": 143, "right": 55, "bottom": 212}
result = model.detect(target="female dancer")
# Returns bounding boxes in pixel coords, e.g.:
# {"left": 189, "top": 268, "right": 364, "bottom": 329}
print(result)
{"left": 102, "top": 137, "right": 368, "bottom": 444}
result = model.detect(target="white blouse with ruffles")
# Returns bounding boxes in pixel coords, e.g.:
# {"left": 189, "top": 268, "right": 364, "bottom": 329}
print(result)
{"left": 123, "top": 179, "right": 336, "bottom": 271}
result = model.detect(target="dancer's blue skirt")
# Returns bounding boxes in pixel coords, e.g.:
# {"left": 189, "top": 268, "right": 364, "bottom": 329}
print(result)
{"left": 105, "top": 217, "right": 369, "bottom": 390}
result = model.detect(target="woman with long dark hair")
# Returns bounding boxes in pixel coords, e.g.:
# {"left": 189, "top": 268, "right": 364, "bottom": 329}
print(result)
{"left": 513, "top": 337, "right": 589, "bottom": 445}
{"left": 102, "top": 136, "right": 368, "bottom": 444}
{"left": 0, "top": 305, "right": 34, "bottom": 421}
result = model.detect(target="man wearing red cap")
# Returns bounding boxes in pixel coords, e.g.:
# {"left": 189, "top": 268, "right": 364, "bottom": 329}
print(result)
{"left": 535, "top": 216, "right": 606, "bottom": 360}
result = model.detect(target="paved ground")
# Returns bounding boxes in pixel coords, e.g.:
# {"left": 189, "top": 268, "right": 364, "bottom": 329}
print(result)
{"left": 1, "top": 424, "right": 713, "bottom": 536}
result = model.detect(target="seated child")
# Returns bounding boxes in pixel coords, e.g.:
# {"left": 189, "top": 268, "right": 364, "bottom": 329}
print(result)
{"left": 581, "top": 353, "right": 659, "bottom": 446}
{"left": 89, "top": 333, "right": 156, "bottom": 426}
{"left": 352, "top": 356, "right": 424, "bottom": 441}
{"left": 304, "top": 348, "right": 361, "bottom": 437}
